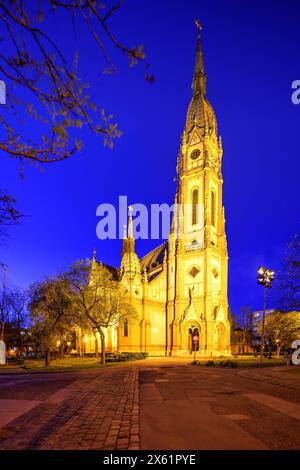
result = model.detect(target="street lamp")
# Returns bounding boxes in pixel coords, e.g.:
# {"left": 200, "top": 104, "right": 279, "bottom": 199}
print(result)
{"left": 257, "top": 266, "right": 275, "bottom": 362}
{"left": 1, "top": 263, "right": 7, "bottom": 342}
{"left": 275, "top": 338, "right": 280, "bottom": 358}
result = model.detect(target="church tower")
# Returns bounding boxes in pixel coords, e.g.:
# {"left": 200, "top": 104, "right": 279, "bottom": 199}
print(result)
{"left": 167, "top": 24, "right": 231, "bottom": 356}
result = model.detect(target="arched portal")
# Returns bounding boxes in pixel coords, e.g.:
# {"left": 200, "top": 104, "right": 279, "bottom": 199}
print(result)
{"left": 181, "top": 322, "right": 201, "bottom": 353}
{"left": 188, "top": 327, "right": 200, "bottom": 353}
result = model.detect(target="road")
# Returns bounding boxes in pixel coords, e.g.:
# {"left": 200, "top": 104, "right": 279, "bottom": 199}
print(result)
{"left": 139, "top": 362, "right": 300, "bottom": 450}
{"left": 0, "top": 361, "right": 299, "bottom": 450}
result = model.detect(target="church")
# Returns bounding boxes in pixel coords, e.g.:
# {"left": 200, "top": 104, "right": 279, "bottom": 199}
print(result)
{"left": 82, "top": 26, "right": 231, "bottom": 357}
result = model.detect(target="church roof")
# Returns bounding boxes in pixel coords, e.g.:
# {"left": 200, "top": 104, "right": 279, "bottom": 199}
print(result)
{"left": 185, "top": 95, "right": 217, "bottom": 136}
{"left": 96, "top": 261, "right": 120, "bottom": 281}
{"left": 140, "top": 242, "right": 167, "bottom": 276}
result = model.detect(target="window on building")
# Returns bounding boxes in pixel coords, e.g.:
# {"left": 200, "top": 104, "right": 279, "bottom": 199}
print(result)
{"left": 191, "top": 149, "right": 200, "bottom": 160}
{"left": 124, "top": 319, "right": 128, "bottom": 337}
{"left": 192, "top": 189, "right": 199, "bottom": 225}
{"left": 211, "top": 190, "right": 216, "bottom": 227}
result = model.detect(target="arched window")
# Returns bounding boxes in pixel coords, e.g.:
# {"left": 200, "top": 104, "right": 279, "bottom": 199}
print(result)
{"left": 211, "top": 190, "right": 216, "bottom": 227}
{"left": 123, "top": 319, "right": 128, "bottom": 337}
{"left": 192, "top": 189, "right": 199, "bottom": 225}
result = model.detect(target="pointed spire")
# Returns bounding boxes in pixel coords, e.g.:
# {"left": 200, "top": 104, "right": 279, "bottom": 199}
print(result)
{"left": 163, "top": 249, "right": 167, "bottom": 267}
{"left": 128, "top": 205, "right": 134, "bottom": 239}
{"left": 90, "top": 247, "right": 98, "bottom": 284}
{"left": 91, "top": 248, "right": 97, "bottom": 269}
{"left": 121, "top": 206, "right": 135, "bottom": 257}
{"left": 121, "top": 224, "right": 128, "bottom": 258}
{"left": 192, "top": 21, "right": 206, "bottom": 96}
{"left": 142, "top": 267, "right": 148, "bottom": 284}
{"left": 123, "top": 224, "right": 127, "bottom": 240}
{"left": 127, "top": 206, "right": 135, "bottom": 253}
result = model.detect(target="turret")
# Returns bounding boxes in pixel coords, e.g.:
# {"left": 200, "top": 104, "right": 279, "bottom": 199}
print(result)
{"left": 120, "top": 206, "right": 141, "bottom": 283}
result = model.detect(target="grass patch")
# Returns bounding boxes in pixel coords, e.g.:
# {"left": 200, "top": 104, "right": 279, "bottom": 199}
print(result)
{"left": 21, "top": 357, "right": 103, "bottom": 372}
{"left": 15, "top": 354, "right": 149, "bottom": 372}
{"left": 193, "top": 356, "right": 287, "bottom": 368}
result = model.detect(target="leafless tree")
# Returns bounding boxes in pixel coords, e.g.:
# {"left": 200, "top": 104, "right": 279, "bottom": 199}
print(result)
{"left": 239, "top": 306, "right": 255, "bottom": 353}
{"left": 273, "top": 232, "right": 300, "bottom": 312}
{"left": 9, "top": 286, "right": 28, "bottom": 362}
{"left": 0, "top": 191, "right": 22, "bottom": 241}
{"left": 0, "top": 0, "right": 149, "bottom": 166}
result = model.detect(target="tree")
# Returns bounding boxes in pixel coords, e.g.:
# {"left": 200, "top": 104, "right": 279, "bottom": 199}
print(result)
{"left": 66, "top": 259, "right": 136, "bottom": 364}
{"left": 228, "top": 307, "right": 237, "bottom": 332}
{"left": 0, "top": 289, "right": 9, "bottom": 341}
{"left": 273, "top": 232, "right": 300, "bottom": 312}
{"left": 0, "top": 192, "right": 22, "bottom": 240}
{"left": 239, "top": 306, "right": 255, "bottom": 353}
{"left": 0, "top": 268, "right": 10, "bottom": 341}
{"left": 29, "top": 276, "right": 73, "bottom": 366}
{"left": 258, "top": 311, "right": 300, "bottom": 357}
{"left": 0, "top": 0, "right": 148, "bottom": 165}
{"left": 8, "top": 287, "right": 28, "bottom": 362}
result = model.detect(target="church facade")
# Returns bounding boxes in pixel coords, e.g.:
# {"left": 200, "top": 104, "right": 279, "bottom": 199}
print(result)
{"left": 84, "top": 27, "right": 231, "bottom": 357}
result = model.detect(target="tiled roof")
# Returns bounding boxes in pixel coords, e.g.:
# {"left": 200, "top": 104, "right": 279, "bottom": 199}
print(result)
{"left": 97, "top": 261, "right": 120, "bottom": 281}
{"left": 140, "top": 242, "right": 167, "bottom": 275}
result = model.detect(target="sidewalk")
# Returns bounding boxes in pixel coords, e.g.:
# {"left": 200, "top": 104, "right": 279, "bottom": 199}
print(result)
{"left": 0, "top": 366, "right": 25, "bottom": 374}
{"left": 0, "top": 366, "right": 140, "bottom": 450}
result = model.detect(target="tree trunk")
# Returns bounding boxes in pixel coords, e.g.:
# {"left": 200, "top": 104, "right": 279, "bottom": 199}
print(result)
{"left": 242, "top": 331, "right": 246, "bottom": 354}
{"left": 99, "top": 329, "right": 105, "bottom": 365}
{"left": 94, "top": 334, "right": 99, "bottom": 358}
{"left": 45, "top": 349, "right": 51, "bottom": 367}
{"left": 18, "top": 335, "right": 24, "bottom": 365}
{"left": 276, "top": 344, "right": 281, "bottom": 358}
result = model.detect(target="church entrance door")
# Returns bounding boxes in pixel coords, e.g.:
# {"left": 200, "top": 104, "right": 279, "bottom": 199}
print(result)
{"left": 188, "top": 327, "right": 200, "bottom": 353}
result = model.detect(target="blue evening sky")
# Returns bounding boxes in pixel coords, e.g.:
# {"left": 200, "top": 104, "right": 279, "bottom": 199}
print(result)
{"left": 1, "top": 0, "right": 300, "bottom": 315}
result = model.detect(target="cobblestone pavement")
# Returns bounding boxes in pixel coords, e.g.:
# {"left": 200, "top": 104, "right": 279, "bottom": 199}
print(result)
{"left": 0, "top": 366, "right": 139, "bottom": 450}
{"left": 1, "top": 361, "right": 300, "bottom": 451}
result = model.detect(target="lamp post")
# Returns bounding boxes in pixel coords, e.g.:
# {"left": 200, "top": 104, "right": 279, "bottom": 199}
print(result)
{"left": 275, "top": 338, "right": 280, "bottom": 358}
{"left": 257, "top": 266, "right": 275, "bottom": 362}
{"left": 1, "top": 263, "right": 7, "bottom": 342}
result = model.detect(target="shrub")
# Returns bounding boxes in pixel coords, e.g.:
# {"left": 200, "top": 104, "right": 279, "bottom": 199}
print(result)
{"left": 219, "top": 359, "right": 238, "bottom": 368}
{"left": 205, "top": 360, "right": 216, "bottom": 367}
{"left": 109, "top": 352, "right": 149, "bottom": 362}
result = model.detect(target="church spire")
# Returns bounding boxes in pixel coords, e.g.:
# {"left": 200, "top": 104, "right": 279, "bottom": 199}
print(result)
{"left": 121, "top": 224, "right": 128, "bottom": 258}
{"left": 121, "top": 206, "right": 135, "bottom": 257}
{"left": 128, "top": 205, "right": 134, "bottom": 240}
{"left": 90, "top": 247, "right": 98, "bottom": 285}
{"left": 192, "top": 21, "right": 206, "bottom": 96}
{"left": 92, "top": 247, "right": 97, "bottom": 267}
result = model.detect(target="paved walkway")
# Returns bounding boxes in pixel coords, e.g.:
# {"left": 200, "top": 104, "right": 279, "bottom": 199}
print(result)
{"left": 0, "top": 367, "right": 139, "bottom": 450}
{"left": 0, "top": 362, "right": 300, "bottom": 450}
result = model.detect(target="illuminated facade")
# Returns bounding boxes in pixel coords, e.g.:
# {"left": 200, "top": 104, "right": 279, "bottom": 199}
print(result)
{"left": 85, "top": 27, "right": 231, "bottom": 357}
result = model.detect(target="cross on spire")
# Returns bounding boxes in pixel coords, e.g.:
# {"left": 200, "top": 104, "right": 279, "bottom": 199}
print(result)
{"left": 195, "top": 20, "right": 202, "bottom": 30}
{"left": 192, "top": 20, "right": 206, "bottom": 96}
